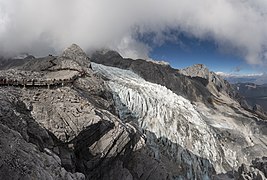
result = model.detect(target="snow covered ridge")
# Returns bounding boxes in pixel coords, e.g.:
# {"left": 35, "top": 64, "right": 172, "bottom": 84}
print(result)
{"left": 92, "top": 62, "right": 223, "bottom": 172}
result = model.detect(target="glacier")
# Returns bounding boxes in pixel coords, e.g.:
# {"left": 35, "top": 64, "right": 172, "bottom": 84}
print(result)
{"left": 92, "top": 62, "right": 267, "bottom": 179}
{"left": 91, "top": 63, "right": 225, "bottom": 172}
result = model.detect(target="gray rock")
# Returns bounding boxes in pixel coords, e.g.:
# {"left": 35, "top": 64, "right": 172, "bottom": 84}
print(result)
{"left": 0, "top": 45, "right": 166, "bottom": 180}
{"left": 237, "top": 162, "right": 267, "bottom": 180}
{"left": 179, "top": 63, "right": 235, "bottom": 97}
{"left": 0, "top": 91, "right": 85, "bottom": 180}
{"left": 61, "top": 44, "right": 91, "bottom": 69}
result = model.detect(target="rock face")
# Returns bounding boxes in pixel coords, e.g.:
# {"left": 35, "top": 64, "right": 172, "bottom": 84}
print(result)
{"left": 235, "top": 157, "right": 267, "bottom": 179}
{"left": 179, "top": 64, "right": 237, "bottom": 98}
{"left": 0, "top": 45, "right": 161, "bottom": 180}
{"left": 1, "top": 46, "right": 267, "bottom": 180}
{"left": 59, "top": 44, "right": 91, "bottom": 70}
{"left": 0, "top": 89, "right": 85, "bottom": 180}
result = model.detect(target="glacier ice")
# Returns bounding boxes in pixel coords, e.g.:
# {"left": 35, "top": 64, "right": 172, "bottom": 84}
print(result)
{"left": 92, "top": 63, "right": 229, "bottom": 173}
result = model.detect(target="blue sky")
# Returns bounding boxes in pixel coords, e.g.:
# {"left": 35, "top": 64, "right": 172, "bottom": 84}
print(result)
{"left": 1, "top": 0, "right": 267, "bottom": 75}
{"left": 148, "top": 34, "right": 261, "bottom": 74}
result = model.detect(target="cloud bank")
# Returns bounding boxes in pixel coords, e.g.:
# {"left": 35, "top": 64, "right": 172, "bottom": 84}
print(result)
{"left": 0, "top": 0, "right": 267, "bottom": 65}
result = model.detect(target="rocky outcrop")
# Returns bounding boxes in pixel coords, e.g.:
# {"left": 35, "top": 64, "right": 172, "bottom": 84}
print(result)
{"left": 0, "top": 44, "right": 171, "bottom": 180}
{"left": 220, "top": 157, "right": 267, "bottom": 180}
{"left": 179, "top": 64, "right": 267, "bottom": 120}
{"left": 179, "top": 64, "right": 236, "bottom": 98}
{"left": 179, "top": 64, "right": 210, "bottom": 79}
{"left": 61, "top": 44, "right": 91, "bottom": 69}
{"left": 251, "top": 157, "right": 267, "bottom": 177}
{"left": 237, "top": 164, "right": 266, "bottom": 180}
{"left": 0, "top": 90, "right": 85, "bottom": 180}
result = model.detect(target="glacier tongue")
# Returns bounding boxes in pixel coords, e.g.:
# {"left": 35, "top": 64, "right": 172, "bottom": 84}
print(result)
{"left": 92, "top": 63, "right": 224, "bottom": 172}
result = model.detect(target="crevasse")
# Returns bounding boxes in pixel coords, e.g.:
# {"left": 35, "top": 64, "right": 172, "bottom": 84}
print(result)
{"left": 92, "top": 62, "right": 223, "bottom": 172}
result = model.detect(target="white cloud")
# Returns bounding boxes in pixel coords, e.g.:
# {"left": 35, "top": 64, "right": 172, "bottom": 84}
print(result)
{"left": 216, "top": 72, "right": 264, "bottom": 77}
{"left": 0, "top": 0, "right": 267, "bottom": 65}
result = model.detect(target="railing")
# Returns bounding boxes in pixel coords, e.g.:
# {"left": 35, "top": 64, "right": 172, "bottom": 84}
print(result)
{"left": 0, "top": 69, "right": 87, "bottom": 88}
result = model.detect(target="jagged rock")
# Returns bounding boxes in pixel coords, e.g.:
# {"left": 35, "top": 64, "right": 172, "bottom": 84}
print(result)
{"left": 179, "top": 64, "right": 210, "bottom": 79}
{"left": 0, "top": 90, "right": 85, "bottom": 180}
{"left": 179, "top": 63, "right": 235, "bottom": 97}
{"left": 252, "top": 157, "right": 267, "bottom": 177}
{"left": 236, "top": 160, "right": 267, "bottom": 180}
{"left": 61, "top": 44, "right": 91, "bottom": 69}
{"left": 229, "top": 157, "right": 267, "bottom": 180}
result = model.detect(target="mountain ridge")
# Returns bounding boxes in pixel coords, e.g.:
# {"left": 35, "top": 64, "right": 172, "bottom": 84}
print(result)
{"left": 0, "top": 45, "right": 266, "bottom": 179}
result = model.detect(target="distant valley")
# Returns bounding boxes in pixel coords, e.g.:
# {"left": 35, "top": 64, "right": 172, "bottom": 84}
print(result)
{"left": 233, "top": 83, "right": 267, "bottom": 113}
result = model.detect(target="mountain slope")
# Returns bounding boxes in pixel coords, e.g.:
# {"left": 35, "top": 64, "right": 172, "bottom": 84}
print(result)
{"left": 0, "top": 45, "right": 165, "bottom": 180}
{"left": 0, "top": 45, "right": 266, "bottom": 179}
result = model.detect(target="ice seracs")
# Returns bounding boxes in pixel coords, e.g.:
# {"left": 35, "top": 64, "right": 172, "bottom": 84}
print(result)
{"left": 92, "top": 62, "right": 223, "bottom": 173}
{"left": 92, "top": 62, "right": 267, "bottom": 177}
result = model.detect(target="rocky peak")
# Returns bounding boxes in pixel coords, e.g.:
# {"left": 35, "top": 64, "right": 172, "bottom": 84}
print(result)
{"left": 91, "top": 49, "right": 123, "bottom": 62}
{"left": 62, "top": 44, "right": 86, "bottom": 59}
{"left": 179, "top": 63, "right": 237, "bottom": 97}
{"left": 61, "top": 44, "right": 90, "bottom": 68}
{"left": 179, "top": 64, "right": 210, "bottom": 79}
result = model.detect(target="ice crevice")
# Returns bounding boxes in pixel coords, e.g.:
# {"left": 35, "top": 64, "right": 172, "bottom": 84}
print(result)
{"left": 92, "top": 62, "right": 225, "bottom": 172}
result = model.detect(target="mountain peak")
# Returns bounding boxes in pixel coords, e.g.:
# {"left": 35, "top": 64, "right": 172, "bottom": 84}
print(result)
{"left": 61, "top": 44, "right": 90, "bottom": 67}
{"left": 180, "top": 63, "right": 210, "bottom": 79}
{"left": 194, "top": 63, "right": 207, "bottom": 69}
{"left": 62, "top": 44, "right": 86, "bottom": 58}
{"left": 92, "top": 49, "right": 123, "bottom": 60}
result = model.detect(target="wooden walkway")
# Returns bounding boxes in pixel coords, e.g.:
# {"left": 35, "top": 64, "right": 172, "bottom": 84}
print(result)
{"left": 0, "top": 69, "right": 86, "bottom": 88}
